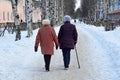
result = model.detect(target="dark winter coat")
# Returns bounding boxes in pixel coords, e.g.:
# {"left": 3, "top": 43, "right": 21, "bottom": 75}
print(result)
{"left": 58, "top": 21, "right": 78, "bottom": 49}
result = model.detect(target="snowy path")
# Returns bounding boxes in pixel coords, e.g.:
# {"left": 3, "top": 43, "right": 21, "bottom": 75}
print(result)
{"left": 0, "top": 22, "right": 120, "bottom": 80}
{"left": 76, "top": 23, "right": 120, "bottom": 80}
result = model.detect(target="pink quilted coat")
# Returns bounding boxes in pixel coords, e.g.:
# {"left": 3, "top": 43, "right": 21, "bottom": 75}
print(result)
{"left": 35, "top": 25, "right": 58, "bottom": 55}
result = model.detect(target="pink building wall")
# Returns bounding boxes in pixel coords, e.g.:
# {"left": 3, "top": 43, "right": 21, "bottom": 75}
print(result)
{"left": 0, "top": 1, "right": 24, "bottom": 23}
{"left": 0, "top": 1, "right": 41, "bottom": 23}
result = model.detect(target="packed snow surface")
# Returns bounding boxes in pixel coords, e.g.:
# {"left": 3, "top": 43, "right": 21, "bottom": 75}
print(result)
{"left": 0, "top": 21, "right": 120, "bottom": 80}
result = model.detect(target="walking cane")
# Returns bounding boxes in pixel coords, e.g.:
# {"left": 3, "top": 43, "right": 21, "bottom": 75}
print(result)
{"left": 75, "top": 46, "right": 80, "bottom": 69}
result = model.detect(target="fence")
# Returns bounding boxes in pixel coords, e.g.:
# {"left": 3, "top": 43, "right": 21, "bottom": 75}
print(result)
{"left": 0, "top": 22, "right": 41, "bottom": 31}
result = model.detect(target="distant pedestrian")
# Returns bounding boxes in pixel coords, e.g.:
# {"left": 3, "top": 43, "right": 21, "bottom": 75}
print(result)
{"left": 74, "top": 19, "right": 76, "bottom": 23}
{"left": 58, "top": 15, "right": 78, "bottom": 69}
{"left": 34, "top": 19, "right": 59, "bottom": 71}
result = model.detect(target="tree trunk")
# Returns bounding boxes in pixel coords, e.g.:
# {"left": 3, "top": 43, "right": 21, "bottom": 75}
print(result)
{"left": 11, "top": 0, "right": 21, "bottom": 41}
{"left": 26, "top": 0, "right": 33, "bottom": 37}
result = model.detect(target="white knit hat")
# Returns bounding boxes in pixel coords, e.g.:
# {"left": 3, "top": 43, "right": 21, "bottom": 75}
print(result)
{"left": 63, "top": 15, "right": 71, "bottom": 22}
{"left": 42, "top": 19, "right": 50, "bottom": 25}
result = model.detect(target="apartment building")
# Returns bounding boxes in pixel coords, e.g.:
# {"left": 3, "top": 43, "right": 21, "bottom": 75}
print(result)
{"left": 0, "top": 1, "right": 24, "bottom": 23}
{"left": 0, "top": 0, "right": 41, "bottom": 23}
{"left": 108, "top": 0, "right": 120, "bottom": 21}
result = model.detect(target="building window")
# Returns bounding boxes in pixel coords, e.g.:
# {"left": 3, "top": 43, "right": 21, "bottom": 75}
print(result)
{"left": 11, "top": 13, "right": 13, "bottom": 20}
{"left": 3, "top": 11, "right": 5, "bottom": 21}
{"left": 119, "top": 0, "right": 120, "bottom": 9}
{"left": 7, "top": 12, "right": 9, "bottom": 21}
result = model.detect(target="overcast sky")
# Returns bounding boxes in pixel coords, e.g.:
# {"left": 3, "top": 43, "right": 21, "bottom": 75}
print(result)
{"left": 75, "top": 0, "right": 81, "bottom": 10}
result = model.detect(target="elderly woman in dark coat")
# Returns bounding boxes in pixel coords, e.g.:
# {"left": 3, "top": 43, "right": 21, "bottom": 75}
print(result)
{"left": 58, "top": 15, "right": 78, "bottom": 69}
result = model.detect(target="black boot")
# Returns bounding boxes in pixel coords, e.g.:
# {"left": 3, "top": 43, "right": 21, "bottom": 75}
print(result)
{"left": 44, "top": 55, "right": 51, "bottom": 72}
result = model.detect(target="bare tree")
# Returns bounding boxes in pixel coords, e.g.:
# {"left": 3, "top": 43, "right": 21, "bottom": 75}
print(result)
{"left": 11, "top": 0, "right": 21, "bottom": 41}
{"left": 81, "top": 0, "right": 97, "bottom": 20}
{"left": 74, "top": 8, "right": 82, "bottom": 19}
{"left": 25, "top": 0, "right": 33, "bottom": 37}
{"left": 41, "top": 0, "right": 64, "bottom": 25}
{"left": 56, "top": 0, "right": 64, "bottom": 25}
{"left": 63, "top": 0, "right": 76, "bottom": 18}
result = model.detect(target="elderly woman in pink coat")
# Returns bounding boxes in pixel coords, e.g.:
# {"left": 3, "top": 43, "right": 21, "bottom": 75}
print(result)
{"left": 34, "top": 19, "right": 59, "bottom": 71}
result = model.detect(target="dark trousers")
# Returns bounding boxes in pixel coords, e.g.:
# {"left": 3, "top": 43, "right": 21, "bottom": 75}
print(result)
{"left": 44, "top": 55, "right": 51, "bottom": 71}
{"left": 62, "top": 48, "right": 71, "bottom": 68}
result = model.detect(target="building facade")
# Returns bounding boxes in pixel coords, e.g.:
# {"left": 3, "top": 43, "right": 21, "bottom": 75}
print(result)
{"left": 0, "top": 0, "right": 41, "bottom": 23}
{"left": 95, "top": 0, "right": 120, "bottom": 21}
{"left": 108, "top": 0, "right": 120, "bottom": 21}
{"left": 0, "top": 1, "right": 24, "bottom": 23}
